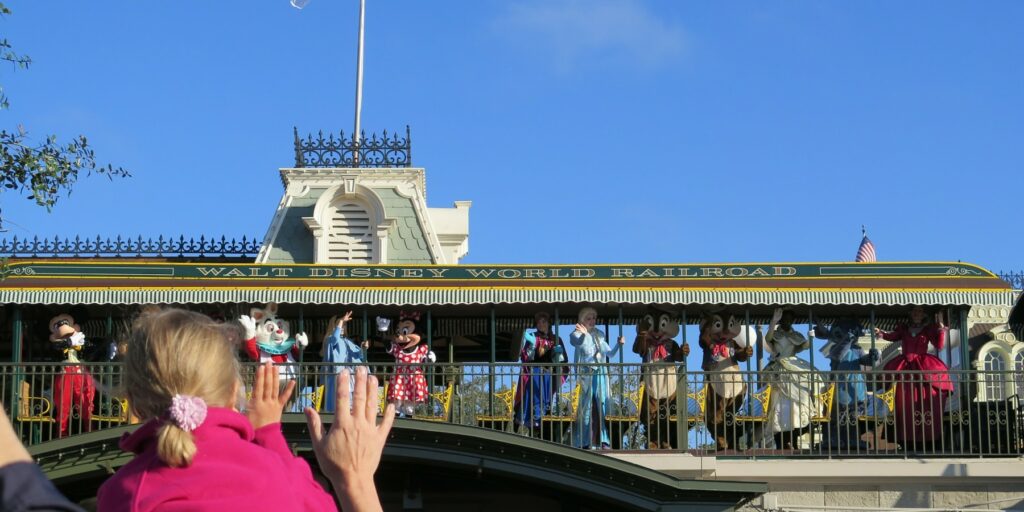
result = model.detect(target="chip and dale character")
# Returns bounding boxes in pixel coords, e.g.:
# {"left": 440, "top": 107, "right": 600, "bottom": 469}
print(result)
{"left": 48, "top": 313, "right": 96, "bottom": 437}
{"left": 699, "top": 312, "right": 754, "bottom": 451}
{"left": 632, "top": 310, "right": 688, "bottom": 449}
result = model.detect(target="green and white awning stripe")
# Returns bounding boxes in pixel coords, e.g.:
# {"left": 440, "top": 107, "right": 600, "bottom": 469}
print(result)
{"left": 0, "top": 288, "right": 1015, "bottom": 307}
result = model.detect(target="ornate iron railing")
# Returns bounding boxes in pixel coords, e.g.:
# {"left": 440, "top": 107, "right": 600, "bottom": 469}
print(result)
{"left": 998, "top": 271, "right": 1024, "bottom": 290}
{"left": 293, "top": 126, "right": 412, "bottom": 168}
{"left": 5, "top": 363, "right": 1022, "bottom": 458}
{"left": 0, "top": 235, "right": 261, "bottom": 258}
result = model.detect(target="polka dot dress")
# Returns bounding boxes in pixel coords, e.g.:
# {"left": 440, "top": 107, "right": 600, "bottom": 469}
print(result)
{"left": 387, "top": 343, "right": 429, "bottom": 403}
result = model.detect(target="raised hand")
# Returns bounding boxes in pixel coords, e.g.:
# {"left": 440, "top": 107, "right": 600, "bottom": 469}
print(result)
{"left": 574, "top": 323, "right": 587, "bottom": 334}
{"left": 375, "top": 317, "right": 391, "bottom": 333}
{"left": 935, "top": 312, "right": 945, "bottom": 329}
{"left": 617, "top": 335, "right": 626, "bottom": 345}
{"left": 770, "top": 307, "right": 783, "bottom": 327}
{"left": 239, "top": 315, "right": 256, "bottom": 340}
{"left": 339, "top": 311, "right": 354, "bottom": 327}
{"left": 247, "top": 362, "right": 297, "bottom": 430}
{"left": 306, "top": 368, "right": 393, "bottom": 511}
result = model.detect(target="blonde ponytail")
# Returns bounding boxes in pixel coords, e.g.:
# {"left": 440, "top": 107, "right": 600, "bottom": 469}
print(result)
{"left": 156, "top": 421, "right": 197, "bottom": 468}
{"left": 123, "top": 308, "right": 241, "bottom": 469}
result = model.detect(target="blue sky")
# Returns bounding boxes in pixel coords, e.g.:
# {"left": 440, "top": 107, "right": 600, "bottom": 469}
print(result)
{"left": 1, "top": 1, "right": 1022, "bottom": 272}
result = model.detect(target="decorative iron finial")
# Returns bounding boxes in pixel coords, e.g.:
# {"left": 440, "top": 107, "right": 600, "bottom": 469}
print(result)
{"left": 293, "top": 127, "right": 306, "bottom": 168}
{"left": 293, "top": 126, "right": 411, "bottom": 168}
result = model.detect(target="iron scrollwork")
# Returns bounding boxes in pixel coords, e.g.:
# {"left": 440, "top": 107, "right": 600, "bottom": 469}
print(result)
{"left": 997, "top": 271, "right": 1023, "bottom": 290}
{"left": 294, "top": 126, "right": 412, "bottom": 168}
{"left": 0, "top": 235, "right": 261, "bottom": 258}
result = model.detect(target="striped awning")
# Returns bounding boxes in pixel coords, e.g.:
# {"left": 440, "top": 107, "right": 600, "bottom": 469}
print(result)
{"left": 0, "top": 287, "right": 1014, "bottom": 307}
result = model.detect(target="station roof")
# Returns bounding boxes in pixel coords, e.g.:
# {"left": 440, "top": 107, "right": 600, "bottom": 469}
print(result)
{"left": 0, "top": 260, "right": 1013, "bottom": 308}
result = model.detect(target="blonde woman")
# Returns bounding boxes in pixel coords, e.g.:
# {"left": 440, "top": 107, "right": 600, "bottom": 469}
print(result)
{"left": 570, "top": 307, "right": 624, "bottom": 450}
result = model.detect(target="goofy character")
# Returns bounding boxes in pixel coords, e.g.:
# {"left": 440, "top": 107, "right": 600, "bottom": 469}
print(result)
{"left": 49, "top": 314, "right": 96, "bottom": 437}
{"left": 384, "top": 312, "right": 436, "bottom": 417}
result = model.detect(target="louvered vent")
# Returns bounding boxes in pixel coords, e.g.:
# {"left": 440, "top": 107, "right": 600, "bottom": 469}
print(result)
{"left": 327, "top": 201, "right": 374, "bottom": 262}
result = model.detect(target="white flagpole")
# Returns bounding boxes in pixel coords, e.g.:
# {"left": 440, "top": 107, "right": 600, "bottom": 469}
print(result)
{"left": 353, "top": 0, "right": 366, "bottom": 165}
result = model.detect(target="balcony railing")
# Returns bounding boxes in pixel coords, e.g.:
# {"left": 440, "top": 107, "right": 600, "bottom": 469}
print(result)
{"left": 4, "top": 363, "right": 1021, "bottom": 458}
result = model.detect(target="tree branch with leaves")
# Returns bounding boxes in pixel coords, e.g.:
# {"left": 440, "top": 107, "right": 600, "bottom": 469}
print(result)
{"left": 0, "top": 2, "right": 129, "bottom": 230}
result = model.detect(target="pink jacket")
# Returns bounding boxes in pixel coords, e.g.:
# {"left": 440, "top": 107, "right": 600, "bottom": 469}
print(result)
{"left": 97, "top": 408, "right": 335, "bottom": 512}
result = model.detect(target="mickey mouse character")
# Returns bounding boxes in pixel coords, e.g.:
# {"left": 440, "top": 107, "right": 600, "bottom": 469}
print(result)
{"left": 49, "top": 313, "right": 96, "bottom": 437}
{"left": 384, "top": 311, "right": 436, "bottom": 417}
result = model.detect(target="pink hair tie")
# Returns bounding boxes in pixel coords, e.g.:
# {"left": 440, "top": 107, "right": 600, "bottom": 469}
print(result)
{"left": 169, "top": 394, "right": 208, "bottom": 432}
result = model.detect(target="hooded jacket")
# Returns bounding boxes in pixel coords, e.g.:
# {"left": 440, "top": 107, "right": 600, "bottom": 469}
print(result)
{"left": 97, "top": 408, "right": 335, "bottom": 512}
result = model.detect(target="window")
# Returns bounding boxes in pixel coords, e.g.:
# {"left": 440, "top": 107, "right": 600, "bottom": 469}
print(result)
{"left": 977, "top": 341, "right": 1018, "bottom": 402}
{"left": 983, "top": 350, "right": 1006, "bottom": 401}
{"left": 326, "top": 200, "right": 374, "bottom": 262}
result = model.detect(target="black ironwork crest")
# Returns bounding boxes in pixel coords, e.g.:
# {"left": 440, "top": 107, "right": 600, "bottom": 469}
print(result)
{"left": 997, "top": 271, "right": 1023, "bottom": 290}
{"left": 294, "top": 126, "right": 411, "bottom": 168}
{"left": 0, "top": 235, "right": 261, "bottom": 258}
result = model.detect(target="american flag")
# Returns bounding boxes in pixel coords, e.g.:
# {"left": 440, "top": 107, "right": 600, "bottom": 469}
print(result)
{"left": 855, "top": 229, "right": 876, "bottom": 263}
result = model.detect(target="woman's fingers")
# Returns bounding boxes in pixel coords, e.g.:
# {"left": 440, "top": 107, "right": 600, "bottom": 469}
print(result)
{"left": 336, "top": 370, "right": 353, "bottom": 427}
{"left": 267, "top": 363, "right": 280, "bottom": 402}
{"left": 378, "top": 403, "right": 396, "bottom": 440}
{"left": 254, "top": 363, "right": 266, "bottom": 402}
{"left": 352, "top": 367, "right": 368, "bottom": 418}
{"left": 365, "top": 374, "right": 380, "bottom": 422}
{"left": 280, "top": 379, "right": 297, "bottom": 405}
{"left": 305, "top": 407, "right": 324, "bottom": 444}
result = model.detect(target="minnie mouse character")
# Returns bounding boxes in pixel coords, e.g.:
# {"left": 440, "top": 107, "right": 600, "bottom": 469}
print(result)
{"left": 49, "top": 313, "right": 96, "bottom": 437}
{"left": 384, "top": 311, "right": 436, "bottom": 417}
{"left": 239, "top": 303, "right": 308, "bottom": 380}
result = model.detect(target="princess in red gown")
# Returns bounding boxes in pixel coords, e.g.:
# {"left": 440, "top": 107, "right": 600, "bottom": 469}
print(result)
{"left": 876, "top": 307, "right": 954, "bottom": 447}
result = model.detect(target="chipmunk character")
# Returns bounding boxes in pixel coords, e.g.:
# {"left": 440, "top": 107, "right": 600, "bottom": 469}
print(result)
{"left": 49, "top": 313, "right": 96, "bottom": 437}
{"left": 384, "top": 311, "right": 436, "bottom": 417}
{"left": 632, "top": 310, "right": 689, "bottom": 449}
{"left": 700, "top": 312, "right": 752, "bottom": 451}
{"left": 239, "top": 303, "right": 308, "bottom": 381}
